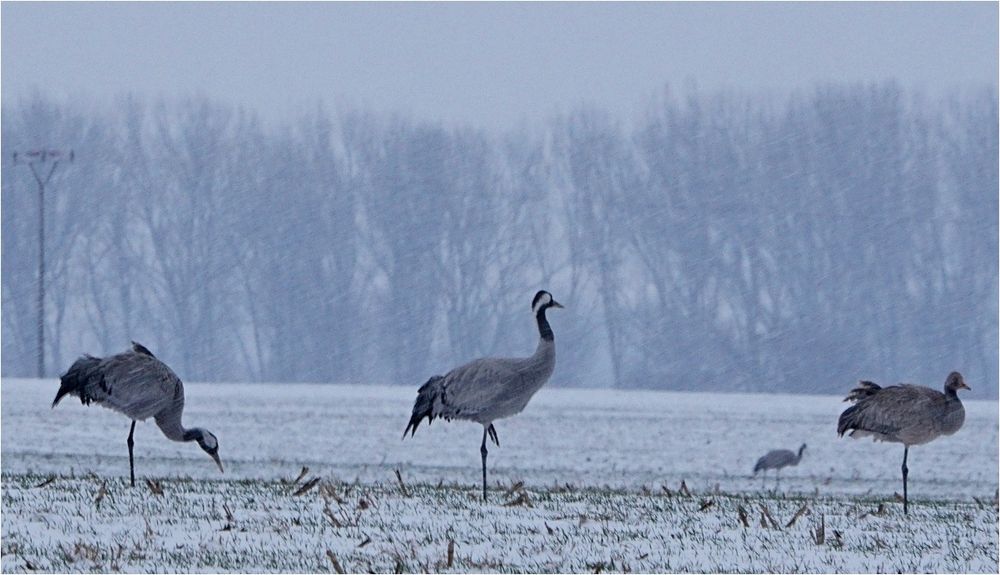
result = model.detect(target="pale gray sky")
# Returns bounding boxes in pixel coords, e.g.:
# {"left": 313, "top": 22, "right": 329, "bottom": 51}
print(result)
{"left": 2, "top": 2, "right": 997, "bottom": 131}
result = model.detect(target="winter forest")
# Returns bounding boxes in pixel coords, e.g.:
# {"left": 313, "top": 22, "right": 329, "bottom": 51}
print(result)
{"left": 2, "top": 83, "right": 997, "bottom": 396}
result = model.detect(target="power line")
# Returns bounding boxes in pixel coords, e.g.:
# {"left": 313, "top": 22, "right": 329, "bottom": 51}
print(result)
{"left": 12, "top": 148, "right": 74, "bottom": 378}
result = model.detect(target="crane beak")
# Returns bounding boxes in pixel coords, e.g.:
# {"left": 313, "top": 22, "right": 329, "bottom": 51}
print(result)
{"left": 211, "top": 452, "right": 224, "bottom": 473}
{"left": 959, "top": 382, "right": 971, "bottom": 391}
{"left": 551, "top": 300, "right": 565, "bottom": 309}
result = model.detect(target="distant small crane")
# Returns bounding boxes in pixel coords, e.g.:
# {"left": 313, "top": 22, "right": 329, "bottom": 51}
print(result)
{"left": 404, "top": 290, "right": 563, "bottom": 502}
{"left": 837, "top": 372, "right": 969, "bottom": 514}
{"left": 52, "top": 341, "right": 224, "bottom": 486}
{"left": 753, "top": 444, "right": 806, "bottom": 486}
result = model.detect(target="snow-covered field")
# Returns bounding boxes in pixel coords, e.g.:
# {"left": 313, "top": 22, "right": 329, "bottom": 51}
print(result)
{"left": 3, "top": 378, "right": 998, "bottom": 572}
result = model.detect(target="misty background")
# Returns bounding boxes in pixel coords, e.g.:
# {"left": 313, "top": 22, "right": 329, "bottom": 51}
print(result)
{"left": 2, "top": 3, "right": 997, "bottom": 397}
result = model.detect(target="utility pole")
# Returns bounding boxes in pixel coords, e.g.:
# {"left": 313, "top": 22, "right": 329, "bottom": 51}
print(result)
{"left": 12, "top": 149, "right": 73, "bottom": 378}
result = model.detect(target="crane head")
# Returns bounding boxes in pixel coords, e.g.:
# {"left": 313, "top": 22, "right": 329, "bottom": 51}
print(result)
{"left": 945, "top": 372, "right": 970, "bottom": 393}
{"left": 196, "top": 430, "right": 224, "bottom": 473}
{"left": 532, "top": 290, "right": 564, "bottom": 315}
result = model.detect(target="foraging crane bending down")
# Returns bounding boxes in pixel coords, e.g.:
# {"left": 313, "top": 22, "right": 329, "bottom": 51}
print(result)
{"left": 52, "top": 341, "right": 223, "bottom": 486}
{"left": 837, "top": 372, "right": 969, "bottom": 514}
{"left": 404, "top": 290, "right": 563, "bottom": 502}
{"left": 753, "top": 444, "right": 806, "bottom": 483}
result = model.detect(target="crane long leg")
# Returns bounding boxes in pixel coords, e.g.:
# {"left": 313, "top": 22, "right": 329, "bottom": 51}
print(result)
{"left": 127, "top": 420, "right": 137, "bottom": 488}
{"left": 487, "top": 423, "right": 499, "bottom": 446}
{"left": 902, "top": 446, "right": 909, "bottom": 515}
{"left": 480, "top": 427, "right": 489, "bottom": 503}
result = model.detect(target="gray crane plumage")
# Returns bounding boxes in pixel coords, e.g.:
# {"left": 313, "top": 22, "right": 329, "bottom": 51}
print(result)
{"left": 404, "top": 290, "right": 563, "bottom": 501}
{"left": 52, "top": 342, "right": 223, "bottom": 486}
{"left": 837, "top": 371, "right": 969, "bottom": 514}
{"left": 753, "top": 444, "right": 806, "bottom": 479}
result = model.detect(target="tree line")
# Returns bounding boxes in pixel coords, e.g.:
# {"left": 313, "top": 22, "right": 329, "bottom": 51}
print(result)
{"left": 2, "top": 83, "right": 996, "bottom": 396}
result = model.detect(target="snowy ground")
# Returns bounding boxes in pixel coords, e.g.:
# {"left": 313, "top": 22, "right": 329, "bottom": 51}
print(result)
{"left": 2, "top": 378, "right": 998, "bottom": 572}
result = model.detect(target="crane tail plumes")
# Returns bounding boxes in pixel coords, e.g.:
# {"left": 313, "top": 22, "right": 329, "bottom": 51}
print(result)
{"left": 843, "top": 380, "right": 882, "bottom": 403}
{"left": 837, "top": 381, "right": 897, "bottom": 438}
{"left": 837, "top": 405, "right": 862, "bottom": 437}
{"left": 52, "top": 355, "right": 104, "bottom": 408}
{"left": 403, "top": 375, "right": 445, "bottom": 439}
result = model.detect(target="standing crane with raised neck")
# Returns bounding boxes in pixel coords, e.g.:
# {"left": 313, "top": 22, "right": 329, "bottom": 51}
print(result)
{"left": 404, "top": 290, "right": 563, "bottom": 502}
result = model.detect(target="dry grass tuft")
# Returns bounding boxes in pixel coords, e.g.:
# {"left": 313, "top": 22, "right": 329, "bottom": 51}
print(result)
{"left": 503, "top": 492, "right": 533, "bottom": 508}
{"left": 679, "top": 480, "right": 691, "bottom": 497}
{"left": 737, "top": 505, "right": 749, "bottom": 528}
{"left": 93, "top": 481, "right": 107, "bottom": 507}
{"left": 784, "top": 503, "right": 810, "bottom": 528}
{"left": 505, "top": 480, "right": 525, "bottom": 496}
{"left": 291, "top": 466, "right": 309, "bottom": 485}
{"left": 326, "top": 549, "right": 345, "bottom": 574}
{"left": 32, "top": 476, "right": 55, "bottom": 489}
{"left": 811, "top": 514, "right": 826, "bottom": 545}
{"left": 145, "top": 479, "right": 164, "bottom": 496}
{"left": 292, "top": 477, "right": 322, "bottom": 497}
{"left": 759, "top": 504, "right": 780, "bottom": 529}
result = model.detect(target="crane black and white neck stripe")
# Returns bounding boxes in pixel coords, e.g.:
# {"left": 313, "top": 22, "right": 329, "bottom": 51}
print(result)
{"left": 404, "top": 290, "right": 564, "bottom": 501}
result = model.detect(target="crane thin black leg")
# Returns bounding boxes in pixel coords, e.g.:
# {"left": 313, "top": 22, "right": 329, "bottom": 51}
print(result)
{"left": 127, "top": 420, "right": 137, "bottom": 488}
{"left": 902, "top": 446, "right": 909, "bottom": 515}
{"left": 487, "top": 423, "right": 499, "bottom": 446}
{"left": 480, "top": 428, "right": 489, "bottom": 502}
